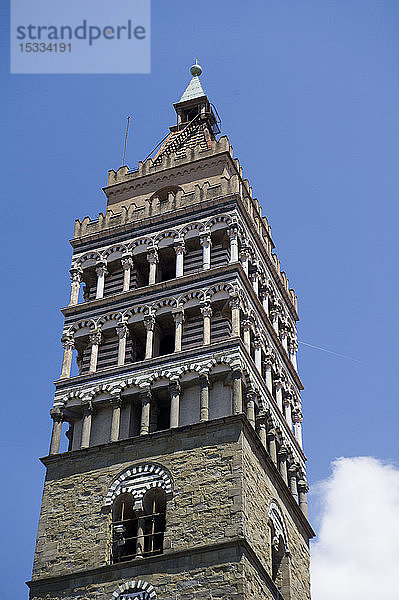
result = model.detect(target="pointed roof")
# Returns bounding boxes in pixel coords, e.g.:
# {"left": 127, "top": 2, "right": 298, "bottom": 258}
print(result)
{"left": 177, "top": 59, "right": 206, "bottom": 103}
{"left": 178, "top": 75, "right": 206, "bottom": 103}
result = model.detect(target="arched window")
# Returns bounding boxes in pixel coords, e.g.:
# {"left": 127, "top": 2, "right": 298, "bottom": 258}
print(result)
{"left": 111, "top": 493, "right": 138, "bottom": 563}
{"left": 110, "top": 488, "right": 166, "bottom": 562}
{"left": 268, "top": 502, "right": 291, "bottom": 598}
{"left": 109, "top": 580, "right": 157, "bottom": 600}
{"left": 106, "top": 464, "right": 172, "bottom": 564}
{"left": 142, "top": 487, "right": 166, "bottom": 555}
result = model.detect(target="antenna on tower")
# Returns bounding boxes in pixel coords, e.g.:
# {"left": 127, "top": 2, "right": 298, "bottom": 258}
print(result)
{"left": 122, "top": 115, "right": 131, "bottom": 166}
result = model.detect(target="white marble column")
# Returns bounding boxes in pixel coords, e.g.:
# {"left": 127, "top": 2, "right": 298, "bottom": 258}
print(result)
{"left": 116, "top": 322, "right": 129, "bottom": 367}
{"left": 242, "top": 319, "right": 252, "bottom": 354}
{"left": 289, "top": 339, "right": 298, "bottom": 370}
{"left": 147, "top": 247, "right": 158, "bottom": 285}
{"left": 280, "top": 322, "right": 289, "bottom": 353}
{"left": 60, "top": 333, "right": 75, "bottom": 379}
{"left": 81, "top": 402, "right": 94, "bottom": 449}
{"left": 264, "top": 351, "right": 274, "bottom": 395}
{"left": 229, "top": 295, "right": 241, "bottom": 337}
{"left": 260, "top": 288, "right": 269, "bottom": 316}
{"left": 200, "top": 232, "right": 212, "bottom": 270}
{"left": 257, "top": 412, "right": 268, "bottom": 447}
{"left": 254, "top": 336, "right": 262, "bottom": 373}
{"left": 270, "top": 305, "right": 280, "bottom": 335}
{"left": 121, "top": 254, "right": 134, "bottom": 292}
{"left": 201, "top": 303, "right": 212, "bottom": 345}
{"left": 88, "top": 329, "right": 102, "bottom": 373}
{"left": 199, "top": 374, "right": 210, "bottom": 422}
{"left": 275, "top": 379, "right": 283, "bottom": 412}
{"left": 284, "top": 395, "right": 293, "bottom": 429}
{"left": 278, "top": 445, "right": 288, "bottom": 485}
{"left": 173, "top": 309, "right": 184, "bottom": 352}
{"left": 232, "top": 369, "right": 243, "bottom": 414}
{"left": 95, "top": 261, "right": 108, "bottom": 299}
{"left": 49, "top": 409, "right": 63, "bottom": 455}
{"left": 292, "top": 408, "right": 303, "bottom": 448}
{"left": 289, "top": 466, "right": 299, "bottom": 502}
{"left": 144, "top": 315, "right": 155, "bottom": 359}
{"left": 169, "top": 382, "right": 180, "bottom": 428}
{"left": 250, "top": 270, "right": 260, "bottom": 296}
{"left": 140, "top": 389, "right": 151, "bottom": 435}
{"left": 228, "top": 225, "right": 239, "bottom": 263}
{"left": 298, "top": 479, "right": 309, "bottom": 518}
{"left": 267, "top": 428, "right": 278, "bottom": 465}
{"left": 110, "top": 395, "right": 122, "bottom": 442}
{"left": 174, "top": 239, "right": 185, "bottom": 278}
{"left": 246, "top": 388, "right": 256, "bottom": 428}
{"left": 69, "top": 267, "right": 82, "bottom": 306}
{"left": 239, "top": 248, "right": 250, "bottom": 276}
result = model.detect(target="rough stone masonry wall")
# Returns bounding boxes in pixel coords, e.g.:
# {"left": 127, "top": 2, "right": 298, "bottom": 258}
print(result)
{"left": 32, "top": 419, "right": 245, "bottom": 580}
{"left": 242, "top": 433, "right": 311, "bottom": 600}
{"left": 30, "top": 545, "right": 247, "bottom": 600}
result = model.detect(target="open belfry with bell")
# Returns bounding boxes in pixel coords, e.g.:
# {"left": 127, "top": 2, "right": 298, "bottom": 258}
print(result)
{"left": 28, "top": 62, "right": 314, "bottom": 600}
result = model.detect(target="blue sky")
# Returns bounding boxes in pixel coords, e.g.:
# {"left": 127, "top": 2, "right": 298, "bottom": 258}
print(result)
{"left": 1, "top": 1, "right": 399, "bottom": 598}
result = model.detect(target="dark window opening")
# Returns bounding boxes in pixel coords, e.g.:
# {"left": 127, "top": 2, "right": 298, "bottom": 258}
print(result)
{"left": 111, "top": 488, "right": 167, "bottom": 564}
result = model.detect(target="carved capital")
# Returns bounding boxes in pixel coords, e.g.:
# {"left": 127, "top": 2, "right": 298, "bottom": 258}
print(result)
{"left": 169, "top": 381, "right": 181, "bottom": 396}
{"left": 241, "top": 319, "right": 252, "bottom": 333}
{"left": 89, "top": 329, "right": 102, "bottom": 346}
{"left": 246, "top": 387, "right": 257, "bottom": 402}
{"left": 199, "top": 373, "right": 210, "bottom": 387}
{"left": 95, "top": 261, "right": 108, "bottom": 277}
{"left": 229, "top": 294, "right": 241, "bottom": 310}
{"left": 116, "top": 321, "right": 129, "bottom": 339}
{"left": 239, "top": 247, "right": 251, "bottom": 261}
{"left": 139, "top": 387, "right": 152, "bottom": 403}
{"left": 121, "top": 254, "right": 134, "bottom": 270}
{"left": 110, "top": 394, "right": 123, "bottom": 409}
{"left": 298, "top": 479, "right": 309, "bottom": 494}
{"left": 292, "top": 408, "right": 303, "bottom": 424}
{"left": 172, "top": 308, "right": 185, "bottom": 325}
{"left": 254, "top": 335, "right": 262, "bottom": 350}
{"left": 200, "top": 302, "right": 213, "bottom": 318}
{"left": 232, "top": 368, "right": 242, "bottom": 381}
{"left": 50, "top": 408, "right": 63, "bottom": 423}
{"left": 227, "top": 223, "right": 239, "bottom": 240}
{"left": 199, "top": 231, "right": 212, "bottom": 247}
{"left": 61, "top": 333, "right": 75, "bottom": 350}
{"left": 146, "top": 247, "right": 158, "bottom": 264}
{"left": 143, "top": 314, "right": 156, "bottom": 331}
{"left": 174, "top": 239, "right": 186, "bottom": 255}
{"left": 278, "top": 445, "right": 288, "bottom": 459}
{"left": 70, "top": 266, "right": 82, "bottom": 283}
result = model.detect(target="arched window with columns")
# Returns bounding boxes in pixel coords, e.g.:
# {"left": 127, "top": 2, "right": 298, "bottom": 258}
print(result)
{"left": 268, "top": 501, "right": 292, "bottom": 598}
{"left": 106, "top": 464, "right": 172, "bottom": 564}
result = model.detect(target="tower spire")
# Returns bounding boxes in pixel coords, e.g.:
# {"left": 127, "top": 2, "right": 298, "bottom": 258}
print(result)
{"left": 178, "top": 59, "right": 206, "bottom": 103}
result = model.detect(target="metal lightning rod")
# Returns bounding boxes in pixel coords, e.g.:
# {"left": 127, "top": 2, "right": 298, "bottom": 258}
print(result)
{"left": 122, "top": 115, "right": 131, "bottom": 166}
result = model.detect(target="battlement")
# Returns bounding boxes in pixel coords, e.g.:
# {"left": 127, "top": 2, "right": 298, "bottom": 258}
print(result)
{"left": 73, "top": 135, "right": 297, "bottom": 311}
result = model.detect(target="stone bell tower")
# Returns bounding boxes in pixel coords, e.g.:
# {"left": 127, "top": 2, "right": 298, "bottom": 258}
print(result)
{"left": 28, "top": 62, "right": 314, "bottom": 600}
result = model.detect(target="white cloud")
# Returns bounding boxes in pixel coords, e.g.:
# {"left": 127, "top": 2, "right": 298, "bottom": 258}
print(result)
{"left": 311, "top": 457, "right": 399, "bottom": 600}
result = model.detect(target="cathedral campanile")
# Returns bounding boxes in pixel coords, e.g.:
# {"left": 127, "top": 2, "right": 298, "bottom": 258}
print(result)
{"left": 28, "top": 63, "right": 314, "bottom": 600}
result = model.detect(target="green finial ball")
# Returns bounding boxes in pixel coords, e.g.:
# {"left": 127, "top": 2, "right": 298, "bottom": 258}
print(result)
{"left": 190, "top": 59, "right": 202, "bottom": 77}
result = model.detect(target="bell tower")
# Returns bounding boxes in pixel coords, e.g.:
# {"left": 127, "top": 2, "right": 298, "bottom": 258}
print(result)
{"left": 28, "top": 63, "right": 314, "bottom": 600}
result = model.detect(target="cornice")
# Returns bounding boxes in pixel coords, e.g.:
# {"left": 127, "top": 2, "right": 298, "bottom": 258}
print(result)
{"left": 27, "top": 536, "right": 287, "bottom": 600}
